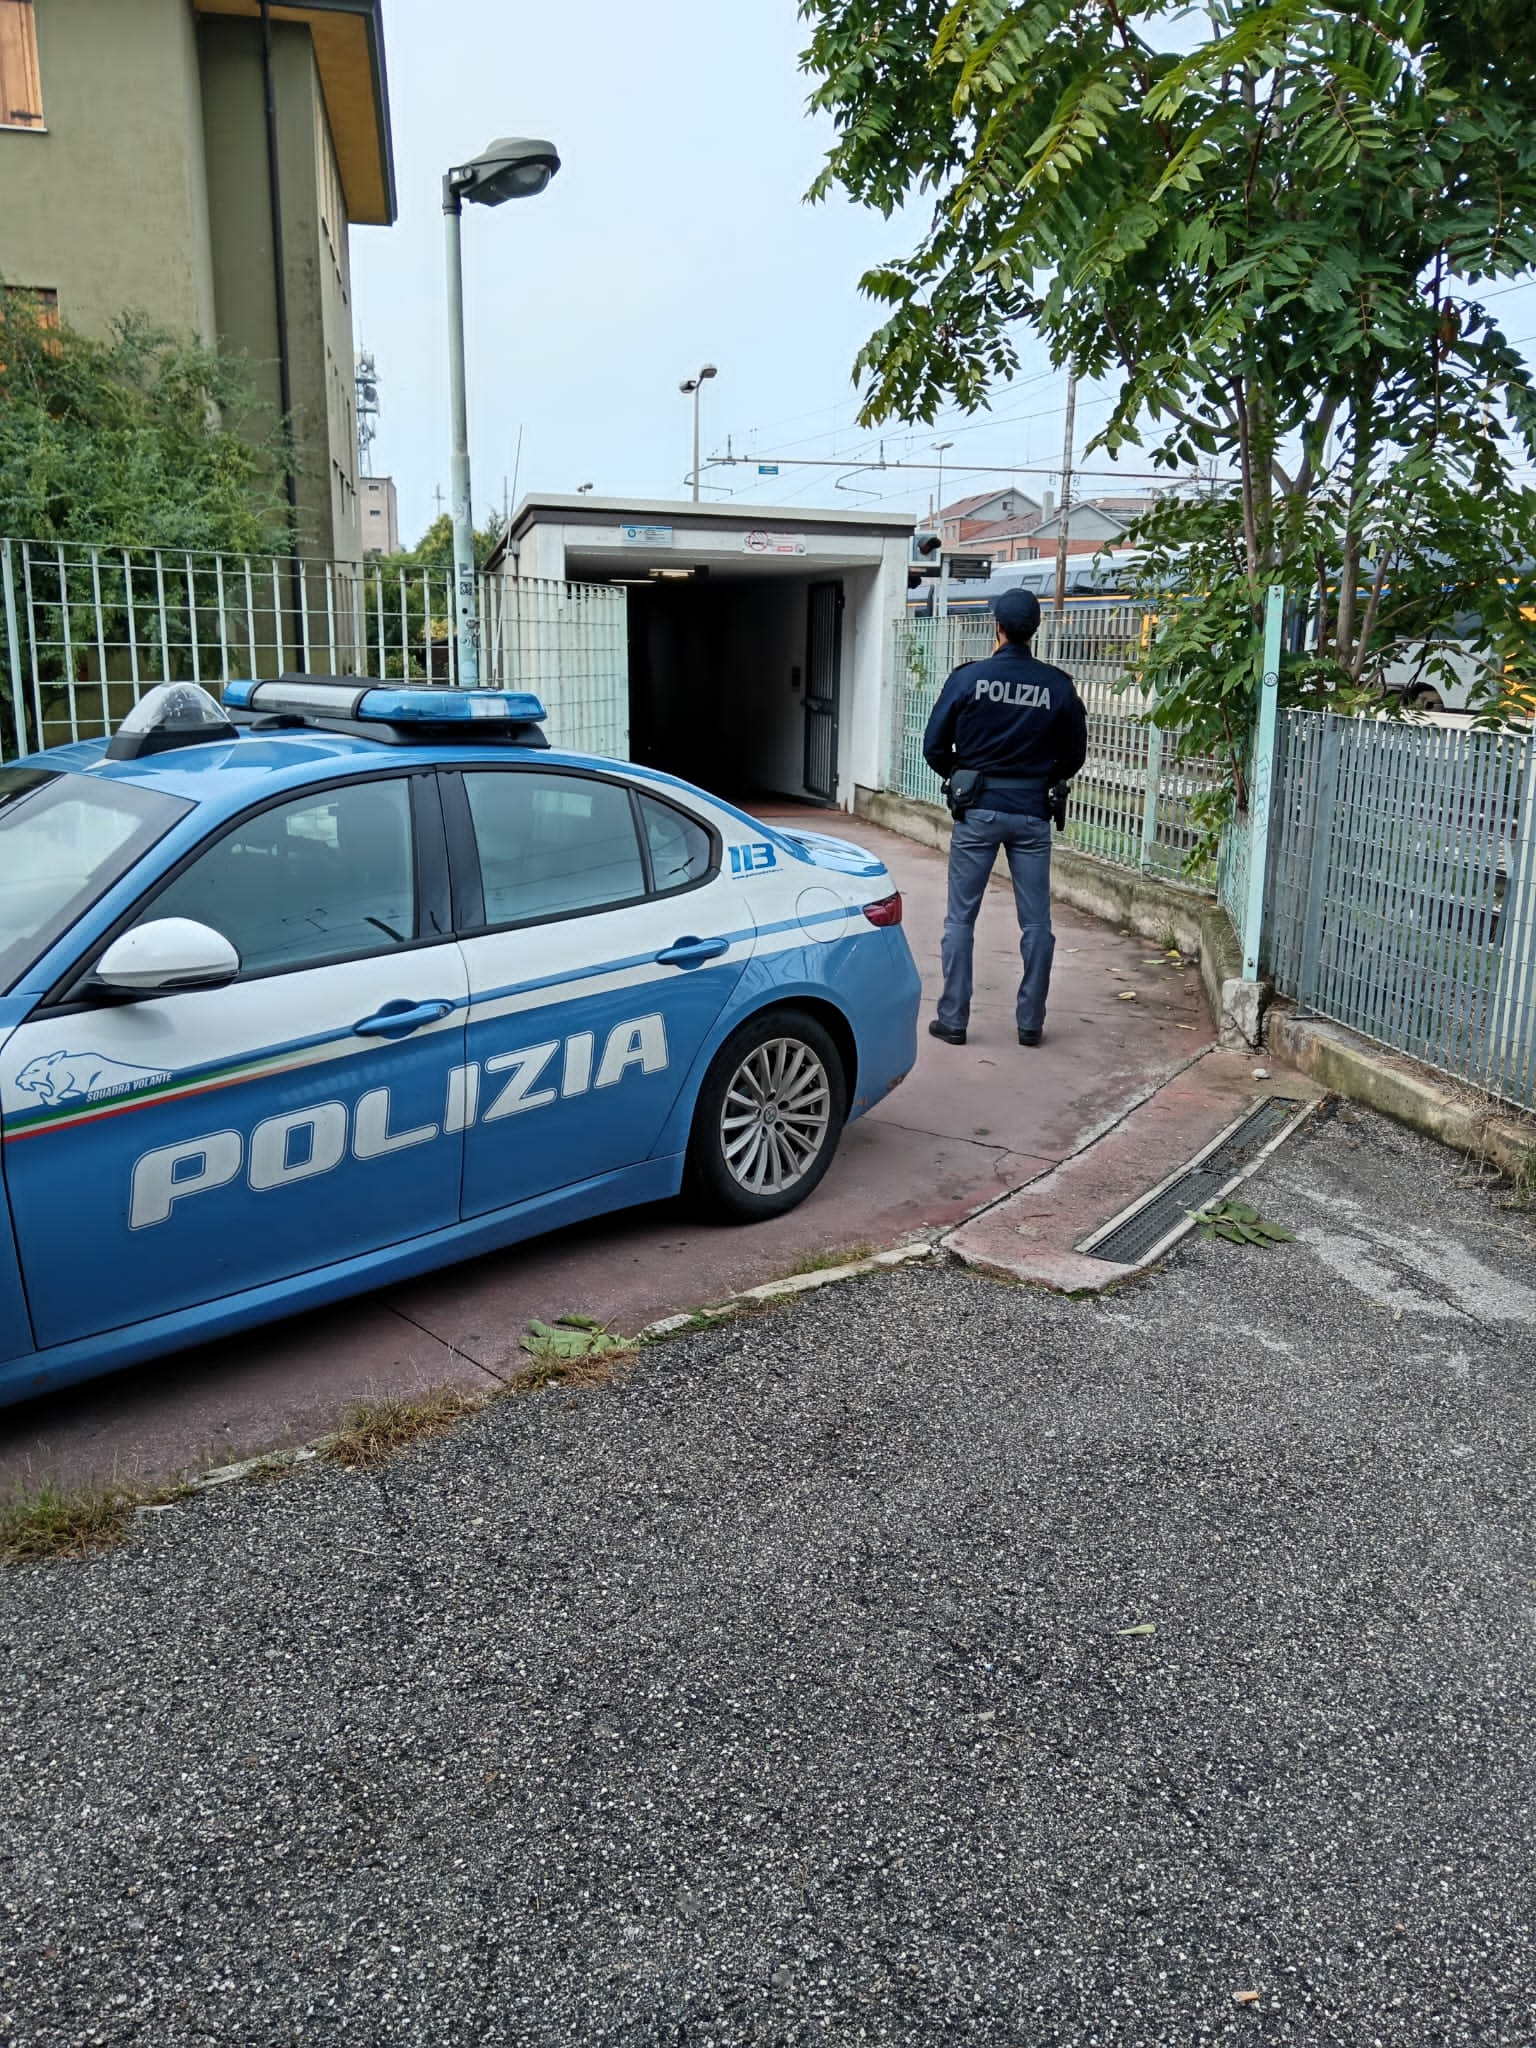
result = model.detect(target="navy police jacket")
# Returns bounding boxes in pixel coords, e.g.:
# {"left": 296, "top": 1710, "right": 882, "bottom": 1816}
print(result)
{"left": 922, "top": 641, "right": 1089, "bottom": 817}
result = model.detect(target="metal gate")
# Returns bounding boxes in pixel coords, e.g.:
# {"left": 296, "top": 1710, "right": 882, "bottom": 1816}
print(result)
{"left": 803, "top": 580, "right": 843, "bottom": 802}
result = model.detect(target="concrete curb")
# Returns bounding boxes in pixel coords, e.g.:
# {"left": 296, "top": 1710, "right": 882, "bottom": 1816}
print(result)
{"left": 854, "top": 788, "right": 1261, "bottom": 1047}
{"left": 1266, "top": 1007, "right": 1536, "bottom": 1184}
{"left": 639, "top": 1237, "right": 937, "bottom": 1342}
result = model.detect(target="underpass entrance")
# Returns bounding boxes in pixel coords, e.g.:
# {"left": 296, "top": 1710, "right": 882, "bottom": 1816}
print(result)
{"left": 493, "top": 497, "right": 914, "bottom": 809}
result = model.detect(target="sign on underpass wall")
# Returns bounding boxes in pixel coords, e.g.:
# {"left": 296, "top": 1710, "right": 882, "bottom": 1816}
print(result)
{"left": 743, "top": 532, "right": 807, "bottom": 557}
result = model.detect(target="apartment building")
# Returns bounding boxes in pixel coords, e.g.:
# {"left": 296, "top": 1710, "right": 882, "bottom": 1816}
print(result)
{"left": 0, "top": 0, "right": 395, "bottom": 560}
{"left": 360, "top": 472, "right": 398, "bottom": 555}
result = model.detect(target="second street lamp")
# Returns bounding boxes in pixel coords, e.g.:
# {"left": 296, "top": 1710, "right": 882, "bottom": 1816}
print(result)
{"left": 680, "top": 363, "right": 717, "bottom": 502}
{"left": 443, "top": 136, "right": 560, "bottom": 686}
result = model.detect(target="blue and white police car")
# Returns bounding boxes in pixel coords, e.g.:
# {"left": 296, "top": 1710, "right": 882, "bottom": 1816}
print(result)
{"left": 0, "top": 679, "right": 920, "bottom": 1407}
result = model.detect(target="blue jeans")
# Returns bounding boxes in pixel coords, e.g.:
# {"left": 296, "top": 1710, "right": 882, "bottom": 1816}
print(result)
{"left": 938, "top": 809, "right": 1055, "bottom": 1035}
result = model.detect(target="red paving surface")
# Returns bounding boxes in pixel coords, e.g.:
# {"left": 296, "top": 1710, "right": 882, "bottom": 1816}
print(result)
{"left": 0, "top": 812, "right": 1213, "bottom": 1491}
{"left": 947, "top": 1048, "right": 1319, "bottom": 1292}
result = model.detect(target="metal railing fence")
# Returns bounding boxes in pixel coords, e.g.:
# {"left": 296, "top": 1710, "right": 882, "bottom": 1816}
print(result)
{"left": 889, "top": 607, "right": 1222, "bottom": 887}
{"left": 0, "top": 539, "right": 629, "bottom": 761}
{"left": 485, "top": 569, "right": 628, "bottom": 758}
{"left": 1266, "top": 711, "right": 1536, "bottom": 1111}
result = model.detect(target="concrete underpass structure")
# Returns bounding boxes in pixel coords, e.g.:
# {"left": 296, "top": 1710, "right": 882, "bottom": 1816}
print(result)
{"left": 493, "top": 496, "right": 916, "bottom": 809}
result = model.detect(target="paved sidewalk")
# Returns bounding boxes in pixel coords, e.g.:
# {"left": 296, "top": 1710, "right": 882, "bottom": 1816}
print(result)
{"left": 0, "top": 814, "right": 1209, "bottom": 1491}
{"left": 1, "top": 1110, "right": 1531, "bottom": 2047}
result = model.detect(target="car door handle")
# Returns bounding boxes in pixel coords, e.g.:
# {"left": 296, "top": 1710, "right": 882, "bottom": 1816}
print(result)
{"left": 353, "top": 999, "right": 454, "bottom": 1040}
{"left": 655, "top": 935, "right": 730, "bottom": 970}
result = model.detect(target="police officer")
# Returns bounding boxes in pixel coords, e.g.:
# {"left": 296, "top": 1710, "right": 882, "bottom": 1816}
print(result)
{"left": 922, "top": 587, "right": 1087, "bottom": 1047}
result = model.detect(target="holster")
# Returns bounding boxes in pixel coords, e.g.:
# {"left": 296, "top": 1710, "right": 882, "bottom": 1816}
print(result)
{"left": 945, "top": 768, "right": 984, "bottom": 820}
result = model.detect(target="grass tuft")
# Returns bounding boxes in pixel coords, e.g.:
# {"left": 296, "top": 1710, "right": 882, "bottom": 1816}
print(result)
{"left": 0, "top": 1482, "right": 145, "bottom": 1564}
{"left": 508, "top": 1344, "right": 635, "bottom": 1398}
{"left": 320, "top": 1386, "right": 490, "bottom": 1471}
{"left": 789, "top": 1243, "right": 876, "bottom": 1276}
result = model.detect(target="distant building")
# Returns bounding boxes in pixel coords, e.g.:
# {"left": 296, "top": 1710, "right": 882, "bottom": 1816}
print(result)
{"left": 360, "top": 475, "right": 399, "bottom": 556}
{"left": 937, "top": 487, "right": 1043, "bottom": 549}
{"left": 1027, "top": 501, "right": 1151, "bottom": 558}
{"left": 0, "top": 0, "right": 396, "bottom": 562}
{"left": 932, "top": 489, "right": 1159, "bottom": 563}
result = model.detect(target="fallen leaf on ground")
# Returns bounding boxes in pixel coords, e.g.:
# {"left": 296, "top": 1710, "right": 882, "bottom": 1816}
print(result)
{"left": 1117, "top": 990, "right": 1139, "bottom": 1001}
{"left": 1117, "top": 1622, "right": 1157, "bottom": 1636}
{"left": 521, "top": 1316, "right": 631, "bottom": 1360}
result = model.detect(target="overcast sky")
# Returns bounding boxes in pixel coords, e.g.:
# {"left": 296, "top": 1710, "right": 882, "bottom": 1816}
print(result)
{"left": 351, "top": 1, "right": 1536, "bottom": 547}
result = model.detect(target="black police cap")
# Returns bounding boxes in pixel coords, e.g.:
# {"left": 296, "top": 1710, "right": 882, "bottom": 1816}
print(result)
{"left": 993, "top": 587, "right": 1042, "bottom": 637}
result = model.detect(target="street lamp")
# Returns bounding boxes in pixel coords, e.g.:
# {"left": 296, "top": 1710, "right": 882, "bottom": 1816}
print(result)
{"left": 932, "top": 441, "right": 954, "bottom": 620}
{"left": 680, "top": 363, "right": 717, "bottom": 502}
{"left": 443, "top": 135, "right": 560, "bottom": 686}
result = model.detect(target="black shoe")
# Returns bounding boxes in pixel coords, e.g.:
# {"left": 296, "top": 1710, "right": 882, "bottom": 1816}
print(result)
{"left": 1018, "top": 1028, "right": 1043, "bottom": 1047}
{"left": 928, "top": 1019, "right": 966, "bottom": 1046}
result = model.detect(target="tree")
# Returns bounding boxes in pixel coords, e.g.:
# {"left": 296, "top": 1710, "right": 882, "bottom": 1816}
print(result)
{"left": 0, "top": 301, "right": 298, "bottom": 754}
{"left": 399, "top": 509, "right": 508, "bottom": 571}
{"left": 362, "top": 510, "right": 509, "bottom": 682}
{"left": 800, "top": 0, "right": 1536, "bottom": 810}
{"left": 0, "top": 299, "right": 293, "bottom": 553}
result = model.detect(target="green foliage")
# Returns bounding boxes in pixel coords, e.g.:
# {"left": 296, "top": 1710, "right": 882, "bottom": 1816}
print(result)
{"left": 364, "top": 510, "right": 508, "bottom": 683}
{"left": 0, "top": 300, "right": 293, "bottom": 553}
{"left": 801, "top": 1, "right": 1536, "bottom": 812}
{"left": 394, "top": 509, "right": 507, "bottom": 572}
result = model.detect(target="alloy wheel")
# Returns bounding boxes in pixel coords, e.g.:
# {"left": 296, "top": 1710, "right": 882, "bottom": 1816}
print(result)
{"left": 719, "top": 1036, "right": 833, "bottom": 1195}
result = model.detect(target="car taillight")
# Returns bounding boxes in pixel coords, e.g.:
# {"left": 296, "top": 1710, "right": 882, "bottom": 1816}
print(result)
{"left": 862, "top": 891, "right": 903, "bottom": 927}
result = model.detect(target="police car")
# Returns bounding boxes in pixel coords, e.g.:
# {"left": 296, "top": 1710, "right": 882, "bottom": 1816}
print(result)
{"left": 0, "top": 680, "right": 919, "bottom": 1407}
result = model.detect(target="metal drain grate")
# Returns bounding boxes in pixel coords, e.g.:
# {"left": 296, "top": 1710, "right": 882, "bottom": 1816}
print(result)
{"left": 1080, "top": 1097, "right": 1306, "bottom": 1266}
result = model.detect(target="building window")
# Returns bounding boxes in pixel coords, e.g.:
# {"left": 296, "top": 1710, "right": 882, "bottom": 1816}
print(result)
{"left": 0, "top": 284, "right": 59, "bottom": 369}
{"left": 0, "top": 1, "right": 43, "bottom": 129}
{"left": 2, "top": 283, "right": 56, "bottom": 323}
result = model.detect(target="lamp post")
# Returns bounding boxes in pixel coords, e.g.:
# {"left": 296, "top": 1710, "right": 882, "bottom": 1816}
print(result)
{"left": 680, "top": 364, "right": 717, "bottom": 501}
{"left": 443, "top": 135, "right": 560, "bottom": 686}
{"left": 932, "top": 440, "right": 954, "bottom": 620}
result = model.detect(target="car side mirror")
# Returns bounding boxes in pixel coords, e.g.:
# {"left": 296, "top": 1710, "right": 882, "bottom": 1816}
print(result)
{"left": 90, "top": 918, "right": 241, "bottom": 996}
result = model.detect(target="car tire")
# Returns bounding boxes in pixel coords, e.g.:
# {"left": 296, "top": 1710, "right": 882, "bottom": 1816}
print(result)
{"left": 685, "top": 1007, "right": 848, "bottom": 1222}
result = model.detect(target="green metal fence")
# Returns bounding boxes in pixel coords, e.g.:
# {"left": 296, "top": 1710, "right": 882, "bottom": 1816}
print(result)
{"left": 889, "top": 608, "right": 1222, "bottom": 887}
{"left": 1266, "top": 710, "right": 1536, "bottom": 1111}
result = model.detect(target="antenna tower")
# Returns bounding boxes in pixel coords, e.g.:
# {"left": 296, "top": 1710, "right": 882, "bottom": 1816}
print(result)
{"left": 355, "top": 349, "right": 380, "bottom": 476}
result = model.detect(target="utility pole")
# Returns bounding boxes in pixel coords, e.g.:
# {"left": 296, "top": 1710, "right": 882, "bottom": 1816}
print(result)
{"left": 1053, "top": 370, "right": 1078, "bottom": 611}
{"left": 932, "top": 440, "right": 954, "bottom": 621}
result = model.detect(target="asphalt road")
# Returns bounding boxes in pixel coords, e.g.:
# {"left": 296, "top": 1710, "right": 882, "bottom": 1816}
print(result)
{"left": 1, "top": 1106, "right": 1532, "bottom": 2047}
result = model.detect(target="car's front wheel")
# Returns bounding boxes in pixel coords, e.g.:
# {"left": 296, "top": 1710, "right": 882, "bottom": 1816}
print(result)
{"left": 686, "top": 1007, "right": 848, "bottom": 1221}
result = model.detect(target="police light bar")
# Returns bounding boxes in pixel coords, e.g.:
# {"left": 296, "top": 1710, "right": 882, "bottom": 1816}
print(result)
{"left": 107, "top": 682, "right": 240, "bottom": 758}
{"left": 222, "top": 677, "right": 548, "bottom": 727}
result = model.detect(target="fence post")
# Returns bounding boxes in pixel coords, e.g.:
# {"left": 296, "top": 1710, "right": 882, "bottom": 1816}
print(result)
{"left": 1296, "top": 716, "right": 1342, "bottom": 1009}
{"left": 1, "top": 539, "right": 26, "bottom": 758}
{"left": 1487, "top": 732, "right": 1536, "bottom": 1103}
{"left": 1240, "top": 584, "right": 1285, "bottom": 980}
{"left": 1139, "top": 713, "right": 1164, "bottom": 872}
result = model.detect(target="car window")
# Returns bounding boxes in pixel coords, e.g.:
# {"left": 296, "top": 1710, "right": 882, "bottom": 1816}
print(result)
{"left": 146, "top": 779, "right": 416, "bottom": 976}
{"left": 0, "top": 768, "right": 191, "bottom": 996}
{"left": 638, "top": 792, "right": 713, "bottom": 893}
{"left": 463, "top": 771, "right": 645, "bottom": 926}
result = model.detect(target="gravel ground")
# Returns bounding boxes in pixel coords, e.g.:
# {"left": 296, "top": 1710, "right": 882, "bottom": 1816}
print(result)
{"left": 1, "top": 1106, "right": 1532, "bottom": 2047}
